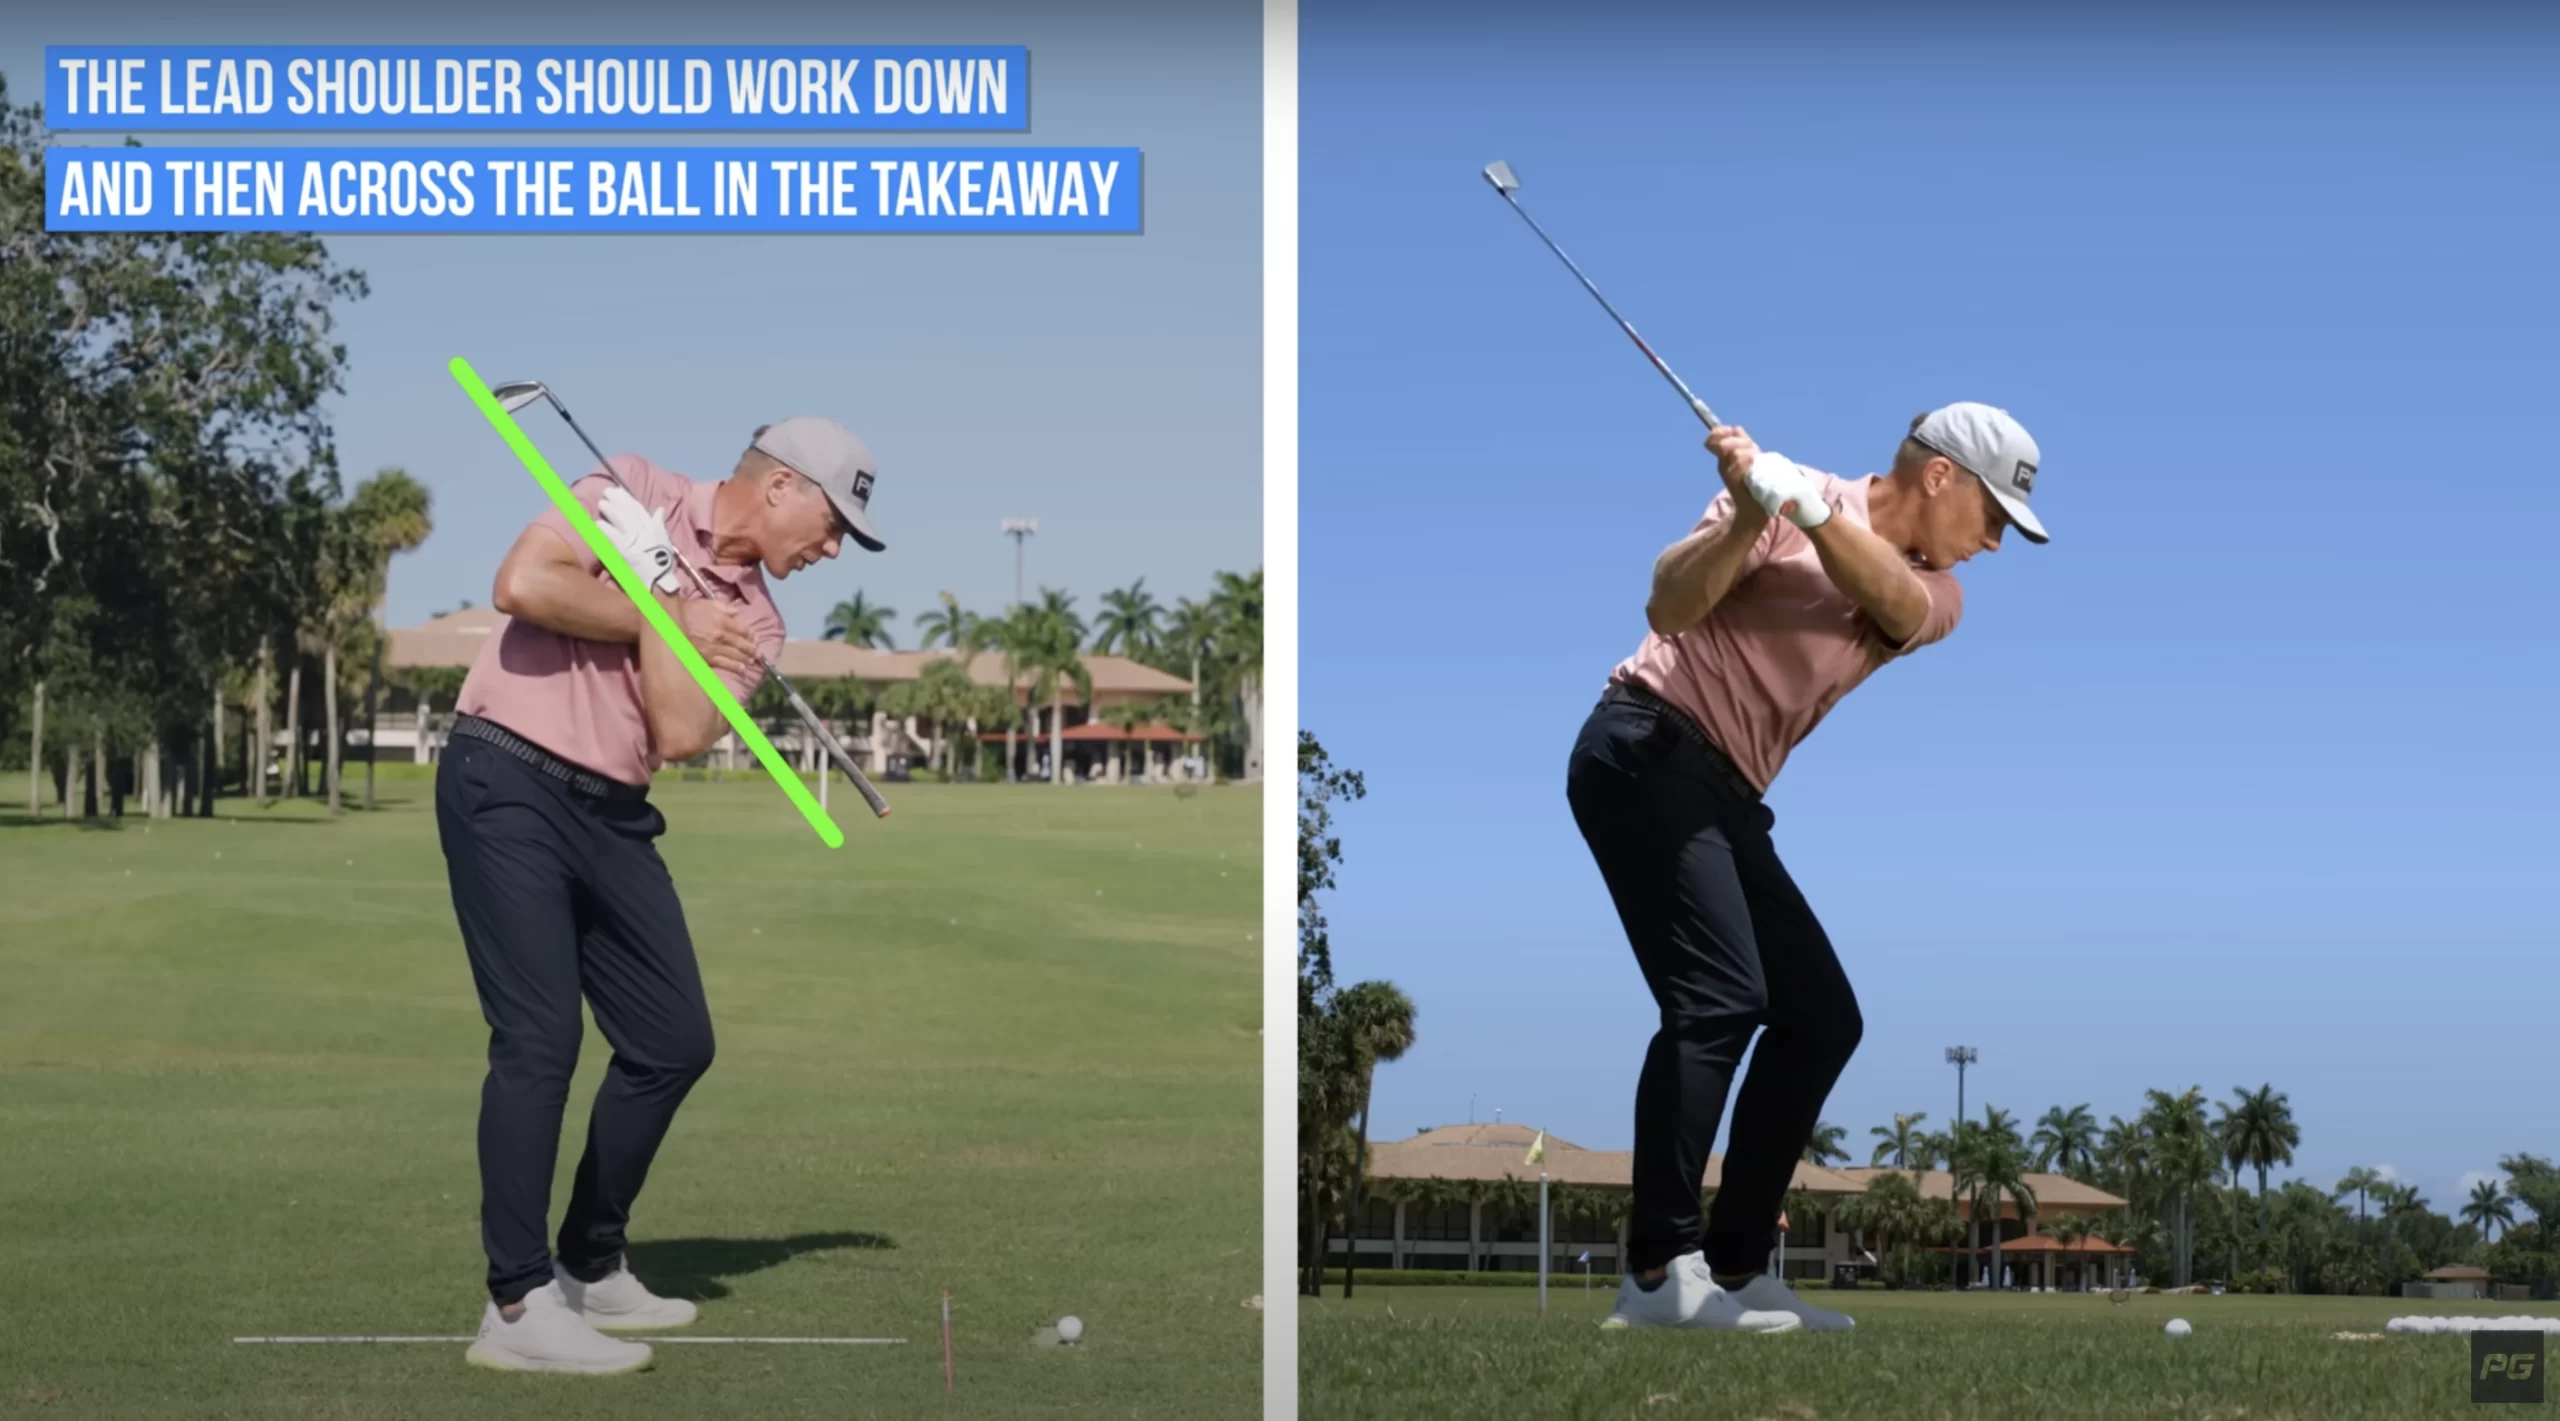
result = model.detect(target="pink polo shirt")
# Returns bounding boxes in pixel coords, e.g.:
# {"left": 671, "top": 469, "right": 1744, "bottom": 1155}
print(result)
{"left": 454, "top": 455, "right": 787, "bottom": 786}
{"left": 1612, "top": 470, "right": 1962, "bottom": 794}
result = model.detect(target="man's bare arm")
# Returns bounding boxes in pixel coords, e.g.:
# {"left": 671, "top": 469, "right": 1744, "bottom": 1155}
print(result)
{"left": 489, "top": 526, "right": 644, "bottom": 644}
{"left": 1647, "top": 504, "right": 1769, "bottom": 638}
{"left": 1801, "top": 516, "right": 1932, "bottom": 645}
{"left": 637, "top": 593, "right": 730, "bottom": 762}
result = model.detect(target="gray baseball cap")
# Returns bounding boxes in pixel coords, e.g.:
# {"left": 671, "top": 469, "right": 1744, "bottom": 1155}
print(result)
{"left": 1913, "top": 402, "right": 2046, "bottom": 544}
{"left": 753, "top": 416, "right": 885, "bottom": 552}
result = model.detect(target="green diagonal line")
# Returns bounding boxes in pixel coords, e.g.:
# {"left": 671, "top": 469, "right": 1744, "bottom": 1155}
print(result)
{"left": 448, "top": 356, "right": 844, "bottom": 850}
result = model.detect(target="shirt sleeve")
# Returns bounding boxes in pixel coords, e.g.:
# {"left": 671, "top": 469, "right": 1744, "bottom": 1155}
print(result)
{"left": 1879, "top": 567, "right": 1964, "bottom": 657}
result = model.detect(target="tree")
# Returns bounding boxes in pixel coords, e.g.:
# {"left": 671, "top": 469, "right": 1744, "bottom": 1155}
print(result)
{"left": 1, "top": 81, "right": 364, "bottom": 825}
{"left": 1091, "top": 577, "right": 1164, "bottom": 657}
{"left": 1965, "top": 1110, "right": 2039, "bottom": 1288}
{"left": 990, "top": 607, "right": 1031, "bottom": 782}
{"left": 1870, "top": 1112, "right": 1932, "bottom": 1171}
{"left": 326, "top": 469, "right": 431, "bottom": 813}
{"left": 1802, "top": 1120, "right": 1849, "bottom": 1167}
{"left": 1297, "top": 731, "right": 1366, "bottom": 997}
{"left": 2032, "top": 1104, "right": 2100, "bottom": 1179}
{"left": 1295, "top": 731, "right": 1367, "bottom": 1296}
{"left": 1209, "top": 570, "right": 1263, "bottom": 780}
{"left": 2218, "top": 1084, "right": 2300, "bottom": 1270}
{"left": 1157, "top": 596, "right": 1215, "bottom": 720}
{"left": 2462, "top": 1180, "right": 2518, "bottom": 1244}
{"left": 913, "top": 593, "right": 984, "bottom": 659}
{"left": 1019, "top": 588, "right": 1089, "bottom": 787}
{"left": 823, "top": 591, "right": 897, "bottom": 649}
{"left": 1332, "top": 980, "right": 1417, "bottom": 1299}
{"left": 2336, "top": 1165, "right": 2386, "bottom": 1294}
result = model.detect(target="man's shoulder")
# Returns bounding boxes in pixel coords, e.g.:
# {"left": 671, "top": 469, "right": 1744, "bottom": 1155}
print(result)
{"left": 606, "top": 453, "right": 699, "bottom": 500}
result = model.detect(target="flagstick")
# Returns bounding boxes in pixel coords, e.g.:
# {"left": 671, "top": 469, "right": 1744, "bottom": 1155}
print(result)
{"left": 941, "top": 1291, "right": 953, "bottom": 1394}
{"left": 1538, "top": 1169, "right": 1550, "bottom": 1315}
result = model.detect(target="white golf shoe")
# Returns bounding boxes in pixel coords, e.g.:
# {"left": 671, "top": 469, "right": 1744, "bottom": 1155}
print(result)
{"left": 1599, "top": 1252, "right": 1802, "bottom": 1333}
{"left": 1726, "top": 1272, "right": 1857, "bottom": 1333}
{"left": 555, "top": 1258, "right": 699, "bottom": 1332}
{"left": 465, "top": 1282, "right": 655, "bottom": 1374}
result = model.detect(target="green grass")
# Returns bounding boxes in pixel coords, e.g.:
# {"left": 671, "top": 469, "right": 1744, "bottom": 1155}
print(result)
{"left": 1302, "top": 1284, "right": 2557, "bottom": 1420}
{"left": 0, "top": 778, "right": 1261, "bottom": 1419}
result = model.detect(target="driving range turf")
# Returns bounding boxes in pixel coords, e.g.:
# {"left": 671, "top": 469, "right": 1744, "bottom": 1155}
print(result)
{"left": 1302, "top": 1283, "right": 2555, "bottom": 1419}
{"left": 0, "top": 772, "right": 1259, "bottom": 1418}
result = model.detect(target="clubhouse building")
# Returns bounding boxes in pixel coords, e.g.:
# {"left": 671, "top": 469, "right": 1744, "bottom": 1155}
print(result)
{"left": 1338, "top": 1123, "right": 2137, "bottom": 1290}
{"left": 370, "top": 607, "right": 1205, "bottom": 782}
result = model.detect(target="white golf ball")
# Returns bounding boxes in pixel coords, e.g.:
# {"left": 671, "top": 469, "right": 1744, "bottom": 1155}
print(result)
{"left": 2165, "top": 1318, "right": 2192, "bottom": 1338}
{"left": 1057, "top": 1315, "right": 1084, "bottom": 1343}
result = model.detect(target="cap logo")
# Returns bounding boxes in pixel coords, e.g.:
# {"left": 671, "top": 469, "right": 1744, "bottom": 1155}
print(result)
{"left": 851, "top": 470, "right": 875, "bottom": 505}
{"left": 2012, "top": 460, "right": 2037, "bottom": 494}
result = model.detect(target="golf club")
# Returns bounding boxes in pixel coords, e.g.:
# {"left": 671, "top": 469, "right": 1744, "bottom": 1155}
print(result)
{"left": 1480, "top": 160, "right": 1725, "bottom": 431}
{"left": 490, "top": 379, "right": 893, "bottom": 821}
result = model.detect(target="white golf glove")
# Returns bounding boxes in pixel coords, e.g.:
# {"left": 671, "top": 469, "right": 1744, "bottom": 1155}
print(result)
{"left": 1743, "top": 451, "right": 1832, "bottom": 530}
{"left": 595, "top": 486, "right": 683, "bottom": 595}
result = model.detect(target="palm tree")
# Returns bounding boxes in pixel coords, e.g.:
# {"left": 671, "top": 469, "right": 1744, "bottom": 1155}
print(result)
{"left": 319, "top": 469, "right": 432, "bottom": 814}
{"left": 2462, "top": 1180, "right": 2517, "bottom": 1244}
{"left": 990, "top": 607, "right": 1032, "bottom": 782}
{"left": 2031, "top": 1105, "right": 2100, "bottom": 1179}
{"left": 1209, "top": 570, "right": 1263, "bottom": 780}
{"left": 335, "top": 470, "right": 432, "bottom": 812}
{"left": 1802, "top": 1120, "right": 1849, "bottom": 1167}
{"left": 1091, "top": 578, "right": 1165, "bottom": 657}
{"left": 1969, "top": 1116, "right": 2039, "bottom": 1289}
{"left": 1019, "top": 589, "right": 1090, "bottom": 787}
{"left": 913, "top": 592, "right": 982, "bottom": 658}
{"left": 823, "top": 591, "right": 898, "bottom": 649}
{"left": 2336, "top": 1165, "right": 2385, "bottom": 1293}
{"left": 1332, "top": 981, "right": 1417, "bottom": 1299}
{"left": 1870, "top": 1112, "right": 1931, "bottom": 1171}
{"left": 2217, "top": 1085, "right": 2300, "bottom": 1269}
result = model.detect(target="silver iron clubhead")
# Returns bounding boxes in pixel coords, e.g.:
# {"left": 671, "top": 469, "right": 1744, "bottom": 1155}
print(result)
{"left": 490, "top": 380, "right": 550, "bottom": 414}
{"left": 1482, "top": 161, "right": 1520, "bottom": 194}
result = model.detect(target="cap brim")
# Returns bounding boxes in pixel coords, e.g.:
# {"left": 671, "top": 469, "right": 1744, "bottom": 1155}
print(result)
{"left": 822, "top": 488, "right": 886, "bottom": 552}
{"left": 1984, "top": 480, "right": 2048, "bottom": 545}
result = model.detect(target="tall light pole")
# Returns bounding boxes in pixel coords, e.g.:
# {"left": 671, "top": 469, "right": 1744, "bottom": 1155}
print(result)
{"left": 1001, "top": 518, "right": 1038, "bottom": 608}
{"left": 1946, "top": 1045, "right": 1977, "bottom": 1130}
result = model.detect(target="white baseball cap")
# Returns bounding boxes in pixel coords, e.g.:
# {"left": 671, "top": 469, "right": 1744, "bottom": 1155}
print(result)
{"left": 1913, "top": 402, "right": 2046, "bottom": 544}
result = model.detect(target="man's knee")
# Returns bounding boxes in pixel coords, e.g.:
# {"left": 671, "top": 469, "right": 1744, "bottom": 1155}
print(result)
{"left": 1666, "top": 989, "right": 1768, "bottom": 1042}
{"left": 488, "top": 1019, "right": 583, "bottom": 1090}
{"left": 1819, "top": 1002, "right": 1864, "bottom": 1063}
{"left": 645, "top": 1019, "right": 716, "bottom": 1083}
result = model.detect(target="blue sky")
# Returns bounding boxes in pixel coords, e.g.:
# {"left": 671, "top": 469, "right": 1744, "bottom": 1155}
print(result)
{"left": 1301, "top": 2, "right": 2559, "bottom": 1215}
{"left": 8, "top": 0, "right": 1261, "bottom": 637}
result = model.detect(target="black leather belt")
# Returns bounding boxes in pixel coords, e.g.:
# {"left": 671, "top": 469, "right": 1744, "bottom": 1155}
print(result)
{"left": 449, "top": 714, "right": 649, "bottom": 802}
{"left": 1602, "top": 682, "right": 1762, "bottom": 803}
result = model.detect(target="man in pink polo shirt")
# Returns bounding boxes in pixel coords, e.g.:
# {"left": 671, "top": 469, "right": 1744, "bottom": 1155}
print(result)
{"left": 434, "top": 417, "right": 885, "bottom": 1374}
{"left": 1569, "top": 402, "right": 2046, "bottom": 1335}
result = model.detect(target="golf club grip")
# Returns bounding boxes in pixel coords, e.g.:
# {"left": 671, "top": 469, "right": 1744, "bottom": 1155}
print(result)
{"left": 780, "top": 677, "right": 892, "bottom": 818}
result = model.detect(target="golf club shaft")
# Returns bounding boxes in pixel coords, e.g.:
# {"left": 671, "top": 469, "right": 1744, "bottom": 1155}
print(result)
{"left": 543, "top": 393, "right": 893, "bottom": 820}
{"left": 1491, "top": 190, "right": 1723, "bottom": 430}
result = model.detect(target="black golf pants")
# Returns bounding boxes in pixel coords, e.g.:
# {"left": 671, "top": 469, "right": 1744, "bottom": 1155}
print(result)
{"left": 1566, "top": 687, "right": 1863, "bottom": 1278}
{"left": 435, "top": 732, "right": 715, "bottom": 1306}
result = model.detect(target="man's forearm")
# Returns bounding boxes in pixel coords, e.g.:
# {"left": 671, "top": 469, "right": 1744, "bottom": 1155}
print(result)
{"left": 1648, "top": 507, "right": 1769, "bottom": 637}
{"left": 1802, "top": 516, "right": 1930, "bottom": 644}
{"left": 492, "top": 556, "right": 645, "bottom": 645}
{"left": 636, "top": 590, "right": 727, "bottom": 761}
